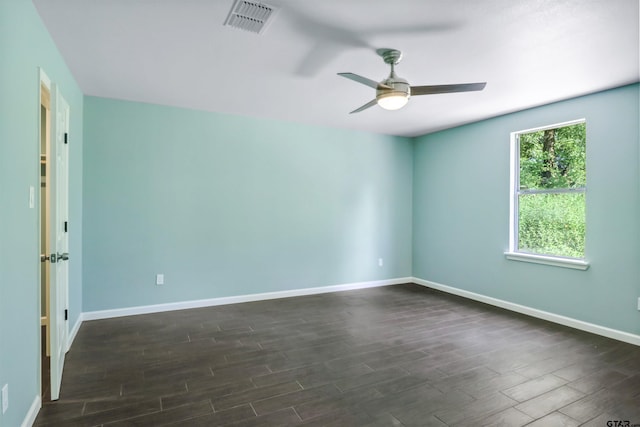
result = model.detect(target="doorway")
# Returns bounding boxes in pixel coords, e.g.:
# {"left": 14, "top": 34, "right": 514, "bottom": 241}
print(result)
{"left": 39, "top": 73, "right": 52, "bottom": 401}
{"left": 39, "top": 70, "right": 70, "bottom": 402}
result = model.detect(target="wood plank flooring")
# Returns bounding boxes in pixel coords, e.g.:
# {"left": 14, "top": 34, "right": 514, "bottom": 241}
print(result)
{"left": 35, "top": 284, "right": 640, "bottom": 426}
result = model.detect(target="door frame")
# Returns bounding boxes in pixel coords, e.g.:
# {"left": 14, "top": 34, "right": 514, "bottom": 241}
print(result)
{"left": 40, "top": 71, "right": 51, "bottom": 356}
{"left": 38, "top": 68, "right": 51, "bottom": 401}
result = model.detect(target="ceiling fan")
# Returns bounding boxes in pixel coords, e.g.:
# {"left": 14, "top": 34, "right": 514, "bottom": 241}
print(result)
{"left": 338, "top": 48, "right": 486, "bottom": 113}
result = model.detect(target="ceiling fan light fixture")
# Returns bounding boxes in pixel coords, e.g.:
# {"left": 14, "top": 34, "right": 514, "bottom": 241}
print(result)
{"left": 377, "top": 92, "right": 409, "bottom": 110}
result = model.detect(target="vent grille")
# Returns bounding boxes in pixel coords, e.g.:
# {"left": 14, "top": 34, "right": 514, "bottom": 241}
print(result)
{"left": 224, "top": 0, "right": 276, "bottom": 34}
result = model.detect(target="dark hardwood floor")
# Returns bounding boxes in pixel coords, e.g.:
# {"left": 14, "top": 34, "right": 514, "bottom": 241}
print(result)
{"left": 35, "top": 284, "right": 640, "bottom": 426}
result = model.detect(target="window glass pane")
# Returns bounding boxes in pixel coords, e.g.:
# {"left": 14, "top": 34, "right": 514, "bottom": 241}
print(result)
{"left": 518, "top": 192, "right": 585, "bottom": 258}
{"left": 519, "top": 123, "right": 586, "bottom": 190}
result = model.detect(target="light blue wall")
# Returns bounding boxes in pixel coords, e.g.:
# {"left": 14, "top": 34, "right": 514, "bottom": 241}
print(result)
{"left": 1, "top": 4, "right": 638, "bottom": 424}
{"left": 413, "top": 84, "right": 640, "bottom": 335}
{"left": 82, "top": 97, "right": 413, "bottom": 311}
{"left": 0, "top": 1, "right": 83, "bottom": 426}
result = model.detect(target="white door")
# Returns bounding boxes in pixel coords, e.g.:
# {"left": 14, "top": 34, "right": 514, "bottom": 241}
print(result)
{"left": 49, "top": 87, "right": 70, "bottom": 401}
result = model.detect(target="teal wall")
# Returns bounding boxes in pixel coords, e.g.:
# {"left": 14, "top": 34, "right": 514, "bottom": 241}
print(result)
{"left": 413, "top": 84, "right": 640, "bottom": 335}
{"left": 1, "top": 2, "right": 638, "bottom": 424}
{"left": 82, "top": 97, "right": 413, "bottom": 311}
{"left": 0, "top": 1, "right": 83, "bottom": 426}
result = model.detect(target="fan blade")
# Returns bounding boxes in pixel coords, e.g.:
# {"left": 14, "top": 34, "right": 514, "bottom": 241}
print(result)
{"left": 338, "top": 73, "right": 391, "bottom": 90}
{"left": 349, "top": 99, "right": 378, "bottom": 114}
{"left": 411, "top": 82, "right": 486, "bottom": 96}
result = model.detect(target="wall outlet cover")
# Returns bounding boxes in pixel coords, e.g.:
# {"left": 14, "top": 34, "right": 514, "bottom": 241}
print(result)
{"left": 29, "top": 186, "right": 35, "bottom": 209}
{"left": 156, "top": 274, "right": 164, "bottom": 285}
{"left": 2, "top": 383, "right": 8, "bottom": 414}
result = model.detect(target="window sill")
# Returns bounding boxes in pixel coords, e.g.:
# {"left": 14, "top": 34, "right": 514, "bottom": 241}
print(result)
{"left": 504, "top": 252, "right": 589, "bottom": 270}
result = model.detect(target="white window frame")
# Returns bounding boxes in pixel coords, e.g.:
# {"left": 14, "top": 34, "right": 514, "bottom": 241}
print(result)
{"left": 505, "top": 119, "right": 589, "bottom": 270}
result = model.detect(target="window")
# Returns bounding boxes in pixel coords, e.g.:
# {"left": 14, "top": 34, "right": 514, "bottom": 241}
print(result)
{"left": 507, "top": 119, "right": 588, "bottom": 269}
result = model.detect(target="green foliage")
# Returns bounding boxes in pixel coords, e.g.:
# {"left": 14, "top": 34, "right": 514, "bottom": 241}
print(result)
{"left": 517, "top": 122, "right": 586, "bottom": 258}
{"left": 518, "top": 191, "right": 585, "bottom": 258}
{"left": 519, "top": 123, "right": 586, "bottom": 189}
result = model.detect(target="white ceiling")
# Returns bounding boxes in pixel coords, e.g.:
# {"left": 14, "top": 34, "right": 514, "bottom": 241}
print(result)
{"left": 34, "top": 0, "right": 639, "bottom": 137}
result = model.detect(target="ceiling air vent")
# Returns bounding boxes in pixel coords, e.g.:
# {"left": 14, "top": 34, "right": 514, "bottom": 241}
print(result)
{"left": 224, "top": 0, "right": 277, "bottom": 35}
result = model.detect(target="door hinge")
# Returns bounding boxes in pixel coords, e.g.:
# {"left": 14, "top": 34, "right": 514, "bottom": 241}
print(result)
{"left": 64, "top": 221, "right": 68, "bottom": 232}
{"left": 64, "top": 133, "right": 68, "bottom": 144}
{"left": 64, "top": 309, "right": 68, "bottom": 321}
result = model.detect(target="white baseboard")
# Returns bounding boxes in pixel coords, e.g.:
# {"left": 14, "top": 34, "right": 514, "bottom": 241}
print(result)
{"left": 67, "top": 313, "right": 83, "bottom": 352}
{"left": 83, "top": 277, "right": 413, "bottom": 321}
{"left": 412, "top": 277, "right": 640, "bottom": 347}
{"left": 21, "top": 394, "right": 41, "bottom": 427}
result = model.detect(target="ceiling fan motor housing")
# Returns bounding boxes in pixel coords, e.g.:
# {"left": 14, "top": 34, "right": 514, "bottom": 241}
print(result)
{"left": 376, "top": 75, "right": 411, "bottom": 108}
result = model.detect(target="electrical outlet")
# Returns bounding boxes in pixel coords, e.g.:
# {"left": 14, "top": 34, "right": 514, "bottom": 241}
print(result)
{"left": 156, "top": 274, "right": 164, "bottom": 285}
{"left": 378, "top": 258, "right": 383, "bottom": 267}
{"left": 2, "top": 383, "right": 8, "bottom": 414}
{"left": 637, "top": 297, "right": 640, "bottom": 311}
{"left": 29, "top": 186, "right": 35, "bottom": 209}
